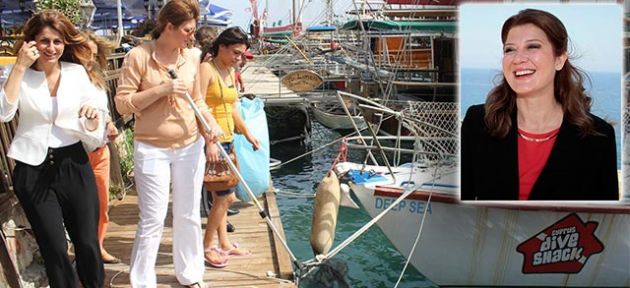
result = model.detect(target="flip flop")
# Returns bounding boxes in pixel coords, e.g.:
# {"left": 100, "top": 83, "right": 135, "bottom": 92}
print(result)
{"left": 184, "top": 282, "right": 207, "bottom": 288}
{"left": 217, "top": 243, "right": 252, "bottom": 256}
{"left": 204, "top": 250, "right": 228, "bottom": 268}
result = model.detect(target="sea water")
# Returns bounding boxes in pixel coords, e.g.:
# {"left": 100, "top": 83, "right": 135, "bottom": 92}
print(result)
{"left": 460, "top": 68, "right": 622, "bottom": 168}
{"left": 271, "top": 122, "right": 436, "bottom": 287}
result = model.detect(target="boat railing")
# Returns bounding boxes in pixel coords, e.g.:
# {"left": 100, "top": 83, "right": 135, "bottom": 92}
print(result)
{"left": 336, "top": 90, "right": 458, "bottom": 170}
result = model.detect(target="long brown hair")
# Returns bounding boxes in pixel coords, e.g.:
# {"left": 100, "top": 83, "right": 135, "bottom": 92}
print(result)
{"left": 484, "top": 8, "right": 593, "bottom": 138}
{"left": 22, "top": 10, "right": 99, "bottom": 83}
{"left": 83, "top": 30, "right": 115, "bottom": 90}
{"left": 151, "top": 0, "right": 200, "bottom": 39}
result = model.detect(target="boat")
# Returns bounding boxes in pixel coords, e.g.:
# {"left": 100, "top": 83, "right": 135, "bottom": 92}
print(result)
{"left": 336, "top": 159, "right": 630, "bottom": 286}
{"left": 265, "top": 104, "right": 311, "bottom": 145}
{"left": 311, "top": 101, "right": 367, "bottom": 131}
{"left": 328, "top": 92, "right": 630, "bottom": 287}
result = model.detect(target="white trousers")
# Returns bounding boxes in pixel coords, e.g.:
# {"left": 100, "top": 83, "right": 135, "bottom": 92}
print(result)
{"left": 129, "top": 138, "right": 205, "bottom": 287}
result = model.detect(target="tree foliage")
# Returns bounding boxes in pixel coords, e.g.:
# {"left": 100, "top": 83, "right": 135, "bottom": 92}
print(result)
{"left": 35, "top": 0, "right": 82, "bottom": 24}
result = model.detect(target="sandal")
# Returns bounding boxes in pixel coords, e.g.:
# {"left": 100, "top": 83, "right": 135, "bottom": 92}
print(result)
{"left": 216, "top": 243, "right": 252, "bottom": 256}
{"left": 184, "top": 281, "right": 206, "bottom": 288}
{"left": 204, "top": 249, "right": 228, "bottom": 268}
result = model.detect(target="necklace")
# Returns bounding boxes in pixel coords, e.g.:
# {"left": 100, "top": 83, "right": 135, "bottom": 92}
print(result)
{"left": 212, "top": 59, "right": 229, "bottom": 79}
{"left": 518, "top": 131, "right": 558, "bottom": 143}
{"left": 212, "top": 59, "right": 234, "bottom": 88}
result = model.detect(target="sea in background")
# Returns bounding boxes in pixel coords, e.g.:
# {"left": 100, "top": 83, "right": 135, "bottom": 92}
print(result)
{"left": 270, "top": 122, "right": 435, "bottom": 288}
{"left": 268, "top": 69, "right": 622, "bottom": 288}
{"left": 460, "top": 68, "right": 622, "bottom": 168}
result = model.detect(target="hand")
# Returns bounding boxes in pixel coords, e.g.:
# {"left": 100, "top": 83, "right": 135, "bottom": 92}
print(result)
{"left": 246, "top": 133, "right": 260, "bottom": 151}
{"left": 203, "top": 115, "right": 224, "bottom": 143}
{"left": 163, "top": 78, "right": 188, "bottom": 97}
{"left": 16, "top": 41, "right": 39, "bottom": 69}
{"left": 79, "top": 105, "right": 100, "bottom": 131}
{"left": 106, "top": 121, "right": 119, "bottom": 141}
{"left": 206, "top": 142, "right": 221, "bottom": 164}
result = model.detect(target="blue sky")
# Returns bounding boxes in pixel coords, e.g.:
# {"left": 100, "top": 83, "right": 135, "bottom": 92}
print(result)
{"left": 459, "top": 3, "right": 623, "bottom": 73}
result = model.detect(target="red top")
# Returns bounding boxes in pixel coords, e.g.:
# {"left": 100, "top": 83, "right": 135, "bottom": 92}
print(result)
{"left": 518, "top": 128, "right": 560, "bottom": 200}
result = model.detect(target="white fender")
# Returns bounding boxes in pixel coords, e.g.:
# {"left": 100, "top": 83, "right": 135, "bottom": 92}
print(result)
{"left": 310, "top": 170, "right": 341, "bottom": 255}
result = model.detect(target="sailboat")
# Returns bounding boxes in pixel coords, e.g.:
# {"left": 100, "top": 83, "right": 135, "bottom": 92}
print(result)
{"left": 331, "top": 90, "right": 630, "bottom": 287}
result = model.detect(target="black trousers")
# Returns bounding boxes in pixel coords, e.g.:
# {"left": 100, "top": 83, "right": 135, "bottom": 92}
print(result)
{"left": 13, "top": 142, "right": 104, "bottom": 288}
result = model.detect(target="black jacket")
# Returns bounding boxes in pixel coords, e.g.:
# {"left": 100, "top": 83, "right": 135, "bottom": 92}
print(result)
{"left": 461, "top": 104, "right": 618, "bottom": 200}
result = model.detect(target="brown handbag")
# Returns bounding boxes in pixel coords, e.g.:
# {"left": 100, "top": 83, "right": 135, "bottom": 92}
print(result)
{"left": 204, "top": 147, "right": 239, "bottom": 191}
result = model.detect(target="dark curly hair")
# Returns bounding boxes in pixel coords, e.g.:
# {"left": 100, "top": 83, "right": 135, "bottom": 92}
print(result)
{"left": 201, "top": 26, "right": 250, "bottom": 59}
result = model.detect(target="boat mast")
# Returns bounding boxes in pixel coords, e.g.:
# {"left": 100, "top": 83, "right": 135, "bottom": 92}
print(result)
{"left": 292, "top": 0, "right": 297, "bottom": 25}
{"left": 325, "top": 0, "right": 333, "bottom": 26}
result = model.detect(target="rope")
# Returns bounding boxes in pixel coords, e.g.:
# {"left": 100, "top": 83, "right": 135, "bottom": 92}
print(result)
{"left": 329, "top": 139, "right": 348, "bottom": 170}
{"left": 274, "top": 188, "right": 316, "bottom": 199}
{"left": 107, "top": 267, "right": 294, "bottom": 287}
{"left": 394, "top": 162, "right": 440, "bottom": 287}
{"left": 274, "top": 127, "right": 366, "bottom": 169}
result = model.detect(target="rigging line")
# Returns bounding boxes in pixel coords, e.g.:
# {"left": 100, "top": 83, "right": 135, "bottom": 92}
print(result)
{"left": 245, "top": 45, "right": 294, "bottom": 89}
{"left": 273, "top": 122, "right": 378, "bottom": 169}
{"left": 351, "top": 0, "right": 388, "bottom": 101}
{"left": 306, "top": 170, "right": 417, "bottom": 263}
{"left": 394, "top": 138, "right": 442, "bottom": 287}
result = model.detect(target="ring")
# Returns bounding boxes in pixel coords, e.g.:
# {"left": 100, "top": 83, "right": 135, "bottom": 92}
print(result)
{"left": 32, "top": 51, "right": 37, "bottom": 56}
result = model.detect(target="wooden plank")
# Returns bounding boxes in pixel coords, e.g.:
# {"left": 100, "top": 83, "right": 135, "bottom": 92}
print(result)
{"left": 0, "top": 230, "right": 22, "bottom": 288}
{"left": 104, "top": 189, "right": 296, "bottom": 288}
{"left": 265, "top": 191, "right": 294, "bottom": 280}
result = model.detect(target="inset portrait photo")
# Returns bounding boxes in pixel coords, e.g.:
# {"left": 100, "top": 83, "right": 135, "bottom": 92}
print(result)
{"left": 459, "top": 4, "right": 623, "bottom": 201}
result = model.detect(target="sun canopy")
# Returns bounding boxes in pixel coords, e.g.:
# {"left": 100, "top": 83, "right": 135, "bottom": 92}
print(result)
{"left": 199, "top": 0, "right": 232, "bottom": 26}
{"left": 306, "top": 25, "right": 336, "bottom": 32}
{"left": 0, "top": 0, "right": 139, "bottom": 30}
{"left": 341, "top": 19, "right": 455, "bottom": 34}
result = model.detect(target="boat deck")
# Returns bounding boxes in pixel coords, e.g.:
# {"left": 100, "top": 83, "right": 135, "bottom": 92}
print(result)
{"left": 104, "top": 189, "right": 295, "bottom": 287}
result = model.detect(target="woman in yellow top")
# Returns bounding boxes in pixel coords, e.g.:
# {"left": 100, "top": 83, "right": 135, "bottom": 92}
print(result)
{"left": 199, "top": 27, "right": 260, "bottom": 267}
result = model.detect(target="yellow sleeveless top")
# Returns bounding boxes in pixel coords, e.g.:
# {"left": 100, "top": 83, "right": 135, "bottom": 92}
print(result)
{"left": 205, "top": 62, "right": 238, "bottom": 143}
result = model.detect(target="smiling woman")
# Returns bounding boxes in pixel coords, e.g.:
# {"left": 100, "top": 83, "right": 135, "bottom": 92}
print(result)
{"left": 0, "top": 9, "right": 107, "bottom": 287}
{"left": 460, "top": 8, "right": 619, "bottom": 201}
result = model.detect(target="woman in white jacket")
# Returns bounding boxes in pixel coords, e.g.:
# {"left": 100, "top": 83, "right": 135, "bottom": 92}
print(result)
{"left": 0, "top": 10, "right": 106, "bottom": 287}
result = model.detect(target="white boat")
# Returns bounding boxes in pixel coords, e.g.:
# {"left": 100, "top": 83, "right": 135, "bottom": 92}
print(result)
{"left": 335, "top": 161, "right": 630, "bottom": 287}
{"left": 311, "top": 102, "right": 367, "bottom": 131}
{"left": 327, "top": 90, "right": 630, "bottom": 287}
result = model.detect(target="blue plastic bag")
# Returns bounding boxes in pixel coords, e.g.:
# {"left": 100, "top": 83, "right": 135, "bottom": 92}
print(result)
{"left": 233, "top": 97, "right": 270, "bottom": 202}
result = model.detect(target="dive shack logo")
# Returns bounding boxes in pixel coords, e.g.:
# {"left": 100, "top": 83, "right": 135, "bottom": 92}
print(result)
{"left": 516, "top": 213, "right": 604, "bottom": 274}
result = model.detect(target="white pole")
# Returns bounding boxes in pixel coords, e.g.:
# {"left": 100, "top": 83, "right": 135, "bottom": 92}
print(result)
{"left": 116, "top": 0, "right": 123, "bottom": 46}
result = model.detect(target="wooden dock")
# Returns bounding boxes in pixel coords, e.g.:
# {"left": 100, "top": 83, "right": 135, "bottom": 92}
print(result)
{"left": 104, "top": 190, "right": 295, "bottom": 287}
{"left": 240, "top": 64, "right": 304, "bottom": 105}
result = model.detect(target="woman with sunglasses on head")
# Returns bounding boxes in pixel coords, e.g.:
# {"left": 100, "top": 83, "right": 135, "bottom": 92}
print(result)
{"left": 461, "top": 9, "right": 618, "bottom": 201}
{"left": 0, "top": 10, "right": 106, "bottom": 287}
{"left": 114, "top": 0, "right": 222, "bottom": 286}
{"left": 198, "top": 27, "right": 260, "bottom": 268}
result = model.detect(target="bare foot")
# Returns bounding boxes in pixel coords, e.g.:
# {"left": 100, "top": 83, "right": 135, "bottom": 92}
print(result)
{"left": 101, "top": 250, "right": 120, "bottom": 264}
{"left": 220, "top": 243, "right": 251, "bottom": 256}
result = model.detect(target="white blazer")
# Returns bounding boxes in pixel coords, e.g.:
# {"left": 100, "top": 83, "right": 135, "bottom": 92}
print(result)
{"left": 0, "top": 61, "right": 107, "bottom": 166}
